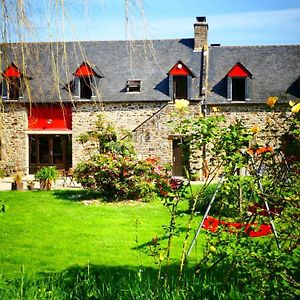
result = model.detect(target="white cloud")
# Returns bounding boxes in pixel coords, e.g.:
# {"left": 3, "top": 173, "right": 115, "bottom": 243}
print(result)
{"left": 209, "top": 8, "right": 300, "bottom": 30}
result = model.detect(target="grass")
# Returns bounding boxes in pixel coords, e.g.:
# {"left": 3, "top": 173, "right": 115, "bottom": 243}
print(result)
{"left": 0, "top": 190, "right": 203, "bottom": 278}
{"left": 0, "top": 189, "right": 288, "bottom": 299}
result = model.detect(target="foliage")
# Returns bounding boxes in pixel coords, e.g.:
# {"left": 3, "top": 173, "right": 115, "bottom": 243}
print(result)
{"left": 35, "top": 166, "right": 60, "bottom": 190}
{"left": 0, "top": 168, "right": 5, "bottom": 179}
{"left": 35, "top": 166, "right": 59, "bottom": 182}
{"left": 74, "top": 154, "right": 171, "bottom": 201}
{"left": 163, "top": 99, "right": 300, "bottom": 298}
{"left": 77, "top": 114, "right": 135, "bottom": 157}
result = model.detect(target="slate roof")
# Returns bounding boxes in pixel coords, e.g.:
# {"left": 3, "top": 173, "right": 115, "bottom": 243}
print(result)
{"left": 207, "top": 45, "right": 300, "bottom": 104}
{"left": 0, "top": 38, "right": 202, "bottom": 103}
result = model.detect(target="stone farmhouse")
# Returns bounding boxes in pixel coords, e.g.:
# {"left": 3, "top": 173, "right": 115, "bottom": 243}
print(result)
{"left": 0, "top": 17, "right": 299, "bottom": 177}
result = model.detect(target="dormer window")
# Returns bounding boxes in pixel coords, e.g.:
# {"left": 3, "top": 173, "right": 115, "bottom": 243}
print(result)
{"left": 226, "top": 62, "right": 252, "bottom": 101}
{"left": 6, "top": 77, "right": 21, "bottom": 100}
{"left": 1, "top": 62, "right": 30, "bottom": 100}
{"left": 71, "top": 62, "right": 102, "bottom": 100}
{"left": 79, "top": 77, "right": 93, "bottom": 99}
{"left": 127, "top": 80, "right": 141, "bottom": 92}
{"left": 168, "top": 61, "right": 195, "bottom": 101}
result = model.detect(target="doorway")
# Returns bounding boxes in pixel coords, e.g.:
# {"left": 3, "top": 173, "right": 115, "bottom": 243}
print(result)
{"left": 29, "top": 134, "right": 72, "bottom": 174}
{"left": 172, "top": 139, "right": 189, "bottom": 177}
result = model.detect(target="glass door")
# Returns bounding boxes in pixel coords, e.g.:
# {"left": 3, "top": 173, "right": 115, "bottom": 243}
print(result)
{"left": 29, "top": 134, "right": 72, "bottom": 174}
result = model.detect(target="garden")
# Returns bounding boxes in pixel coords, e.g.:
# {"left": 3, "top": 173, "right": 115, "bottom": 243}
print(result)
{"left": 0, "top": 99, "right": 299, "bottom": 299}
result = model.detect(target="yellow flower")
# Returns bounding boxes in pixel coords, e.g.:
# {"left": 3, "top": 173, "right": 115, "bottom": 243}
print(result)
{"left": 211, "top": 106, "right": 219, "bottom": 112}
{"left": 210, "top": 246, "right": 216, "bottom": 253}
{"left": 266, "top": 96, "right": 278, "bottom": 108}
{"left": 291, "top": 102, "right": 300, "bottom": 113}
{"left": 289, "top": 100, "right": 295, "bottom": 107}
{"left": 159, "top": 253, "right": 164, "bottom": 261}
{"left": 251, "top": 125, "right": 260, "bottom": 134}
{"left": 174, "top": 99, "right": 189, "bottom": 110}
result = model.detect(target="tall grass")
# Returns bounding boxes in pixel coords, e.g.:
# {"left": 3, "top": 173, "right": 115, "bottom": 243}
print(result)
{"left": 0, "top": 264, "right": 249, "bottom": 300}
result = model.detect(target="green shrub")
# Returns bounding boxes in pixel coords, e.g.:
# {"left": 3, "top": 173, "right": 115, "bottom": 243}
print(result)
{"left": 189, "top": 183, "right": 218, "bottom": 214}
{"left": 190, "top": 176, "right": 261, "bottom": 217}
{"left": 35, "top": 166, "right": 60, "bottom": 190}
{"left": 35, "top": 166, "right": 59, "bottom": 181}
{"left": 74, "top": 154, "right": 171, "bottom": 201}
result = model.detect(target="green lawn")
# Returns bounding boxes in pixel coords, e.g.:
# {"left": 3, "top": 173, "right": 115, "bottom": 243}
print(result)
{"left": 0, "top": 190, "right": 203, "bottom": 278}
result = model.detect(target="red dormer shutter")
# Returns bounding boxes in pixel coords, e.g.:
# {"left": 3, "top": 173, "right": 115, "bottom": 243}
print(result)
{"left": 3, "top": 65, "right": 22, "bottom": 77}
{"left": 227, "top": 63, "right": 251, "bottom": 78}
{"left": 72, "top": 62, "right": 100, "bottom": 99}
{"left": 168, "top": 61, "right": 194, "bottom": 76}
{"left": 74, "top": 63, "right": 95, "bottom": 77}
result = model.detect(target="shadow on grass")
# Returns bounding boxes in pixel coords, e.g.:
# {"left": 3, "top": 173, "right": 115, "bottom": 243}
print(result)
{"left": 37, "top": 263, "right": 240, "bottom": 299}
{"left": 0, "top": 263, "right": 251, "bottom": 299}
{"left": 52, "top": 189, "right": 103, "bottom": 202}
{"left": 132, "top": 226, "right": 189, "bottom": 251}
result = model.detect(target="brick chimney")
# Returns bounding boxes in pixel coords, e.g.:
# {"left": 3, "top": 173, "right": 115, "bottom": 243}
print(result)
{"left": 194, "top": 16, "right": 208, "bottom": 51}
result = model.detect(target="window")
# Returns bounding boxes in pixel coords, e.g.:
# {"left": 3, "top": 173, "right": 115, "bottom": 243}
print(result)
{"left": 168, "top": 61, "right": 195, "bottom": 101}
{"left": 80, "top": 76, "right": 93, "bottom": 99}
{"left": 232, "top": 78, "right": 245, "bottom": 101}
{"left": 29, "top": 134, "right": 72, "bottom": 174}
{"left": 173, "top": 76, "right": 187, "bottom": 99}
{"left": 71, "top": 62, "right": 102, "bottom": 99}
{"left": 227, "top": 62, "right": 252, "bottom": 101}
{"left": 1, "top": 63, "right": 29, "bottom": 100}
{"left": 126, "top": 80, "right": 141, "bottom": 92}
{"left": 7, "top": 77, "right": 21, "bottom": 100}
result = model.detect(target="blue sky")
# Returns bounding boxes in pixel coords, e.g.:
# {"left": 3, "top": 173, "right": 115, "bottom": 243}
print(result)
{"left": 22, "top": 0, "right": 300, "bottom": 45}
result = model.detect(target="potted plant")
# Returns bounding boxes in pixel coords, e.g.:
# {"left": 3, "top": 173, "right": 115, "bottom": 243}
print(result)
{"left": 11, "top": 172, "right": 24, "bottom": 191}
{"left": 27, "top": 180, "right": 35, "bottom": 190}
{"left": 35, "top": 166, "right": 59, "bottom": 190}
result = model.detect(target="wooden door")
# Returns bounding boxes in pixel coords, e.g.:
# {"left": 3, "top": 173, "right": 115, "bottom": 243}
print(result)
{"left": 172, "top": 140, "right": 189, "bottom": 177}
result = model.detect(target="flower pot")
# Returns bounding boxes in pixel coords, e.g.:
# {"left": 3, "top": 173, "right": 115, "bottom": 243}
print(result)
{"left": 27, "top": 182, "right": 35, "bottom": 190}
{"left": 11, "top": 182, "right": 24, "bottom": 191}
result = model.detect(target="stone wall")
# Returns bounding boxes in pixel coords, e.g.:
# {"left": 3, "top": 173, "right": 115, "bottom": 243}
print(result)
{"left": 132, "top": 103, "right": 202, "bottom": 166}
{"left": 0, "top": 103, "right": 27, "bottom": 174}
{"left": 1, "top": 100, "right": 287, "bottom": 178}
{"left": 207, "top": 103, "right": 288, "bottom": 146}
{"left": 72, "top": 101, "right": 167, "bottom": 166}
{"left": 72, "top": 101, "right": 203, "bottom": 171}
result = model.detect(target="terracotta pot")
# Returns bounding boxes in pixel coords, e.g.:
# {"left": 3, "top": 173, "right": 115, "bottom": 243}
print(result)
{"left": 11, "top": 182, "right": 24, "bottom": 191}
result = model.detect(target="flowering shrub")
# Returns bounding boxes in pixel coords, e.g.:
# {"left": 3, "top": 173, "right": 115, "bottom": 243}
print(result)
{"left": 74, "top": 153, "right": 173, "bottom": 201}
